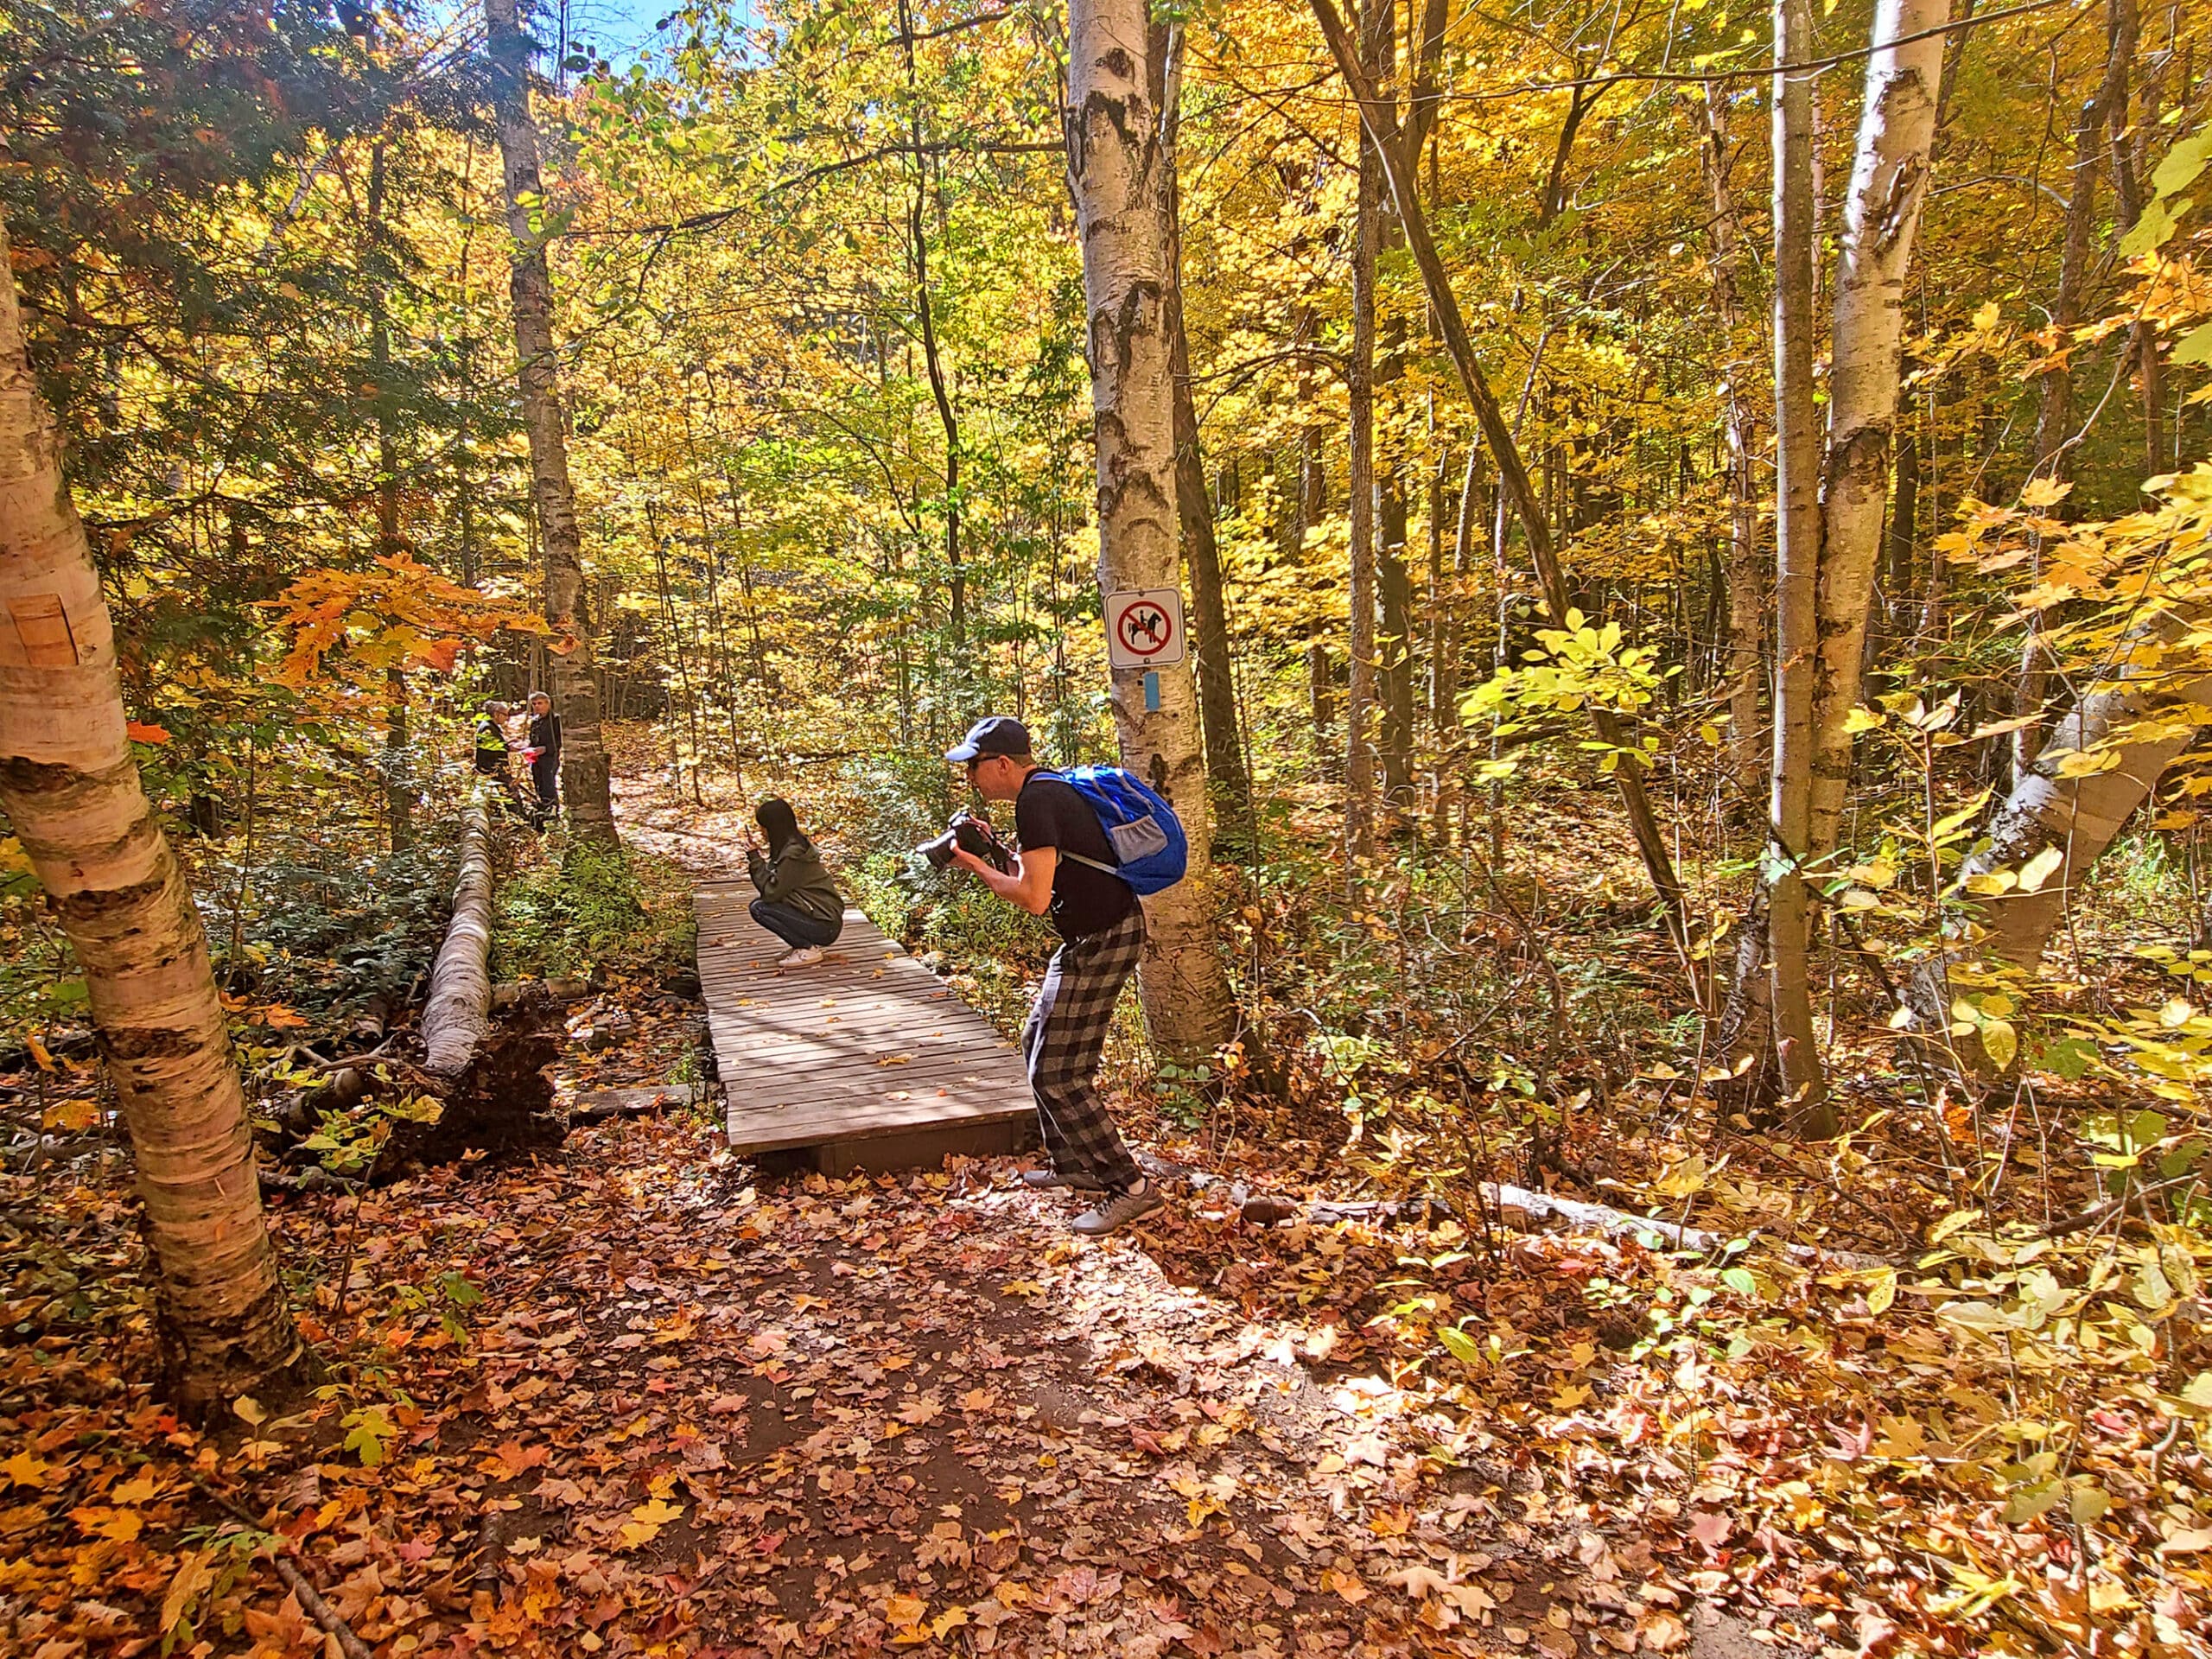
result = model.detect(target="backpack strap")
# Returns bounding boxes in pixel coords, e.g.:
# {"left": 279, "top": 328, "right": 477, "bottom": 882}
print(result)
{"left": 1022, "top": 771, "right": 1128, "bottom": 880}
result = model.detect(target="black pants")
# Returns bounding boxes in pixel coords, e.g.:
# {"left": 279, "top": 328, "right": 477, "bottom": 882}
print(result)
{"left": 750, "top": 899, "right": 841, "bottom": 950}
{"left": 530, "top": 755, "right": 560, "bottom": 814}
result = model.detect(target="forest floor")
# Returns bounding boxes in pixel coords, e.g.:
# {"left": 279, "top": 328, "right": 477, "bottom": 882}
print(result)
{"left": 2, "top": 741, "right": 2200, "bottom": 1658}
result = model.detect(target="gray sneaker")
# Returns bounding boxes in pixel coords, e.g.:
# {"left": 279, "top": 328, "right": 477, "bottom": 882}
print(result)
{"left": 1021, "top": 1168, "right": 1105, "bottom": 1192}
{"left": 1071, "top": 1181, "right": 1166, "bottom": 1236}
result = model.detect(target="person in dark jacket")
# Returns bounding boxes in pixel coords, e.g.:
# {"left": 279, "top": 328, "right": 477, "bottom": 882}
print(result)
{"left": 522, "top": 690, "right": 561, "bottom": 822}
{"left": 473, "top": 701, "right": 514, "bottom": 778}
{"left": 746, "top": 798, "right": 844, "bottom": 968}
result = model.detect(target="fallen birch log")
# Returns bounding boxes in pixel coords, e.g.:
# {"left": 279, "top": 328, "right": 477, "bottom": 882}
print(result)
{"left": 1186, "top": 1162, "right": 1890, "bottom": 1268}
{"left": 422, "top": 798, "right": 497, "bottom": 1078}
{"left": 1483, "top": 1182, "right": 1889, "bottom": 1268}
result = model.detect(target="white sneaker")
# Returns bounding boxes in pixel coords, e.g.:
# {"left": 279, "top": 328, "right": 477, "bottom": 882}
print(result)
{"left": 775, "top": 945, "right": 824, "bottom": 969}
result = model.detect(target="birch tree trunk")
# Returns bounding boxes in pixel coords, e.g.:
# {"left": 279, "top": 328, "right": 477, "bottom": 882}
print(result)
{"left": 1807, "top": 0, "right": 1950, "bottom": 857}
{"left": 485, "top": 0, "right": 616, "bottom": 845}
{"left": 1766, "top": 0, "right": 1826, "bottom": 1117}
{"left": 0, "top": 212, "right": 299, "bottom": 1412}
{"left": 422, "top": 798, "right": 499, "bottom": 1077}
{"left": 1065, "top": 0, "right": 1236, "bottom": 1063}
{"left": 1971, "top": 644, "right": 2212, "bottom": 969}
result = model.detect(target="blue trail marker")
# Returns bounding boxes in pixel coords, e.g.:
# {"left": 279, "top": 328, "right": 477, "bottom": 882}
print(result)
{"left": 1142, "top": 670, "right": 1161, "bottom": 711}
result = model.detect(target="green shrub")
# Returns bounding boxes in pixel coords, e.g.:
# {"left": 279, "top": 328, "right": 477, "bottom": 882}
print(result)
{"left": 495, "top": 844, "right": 694, "bottom": 983}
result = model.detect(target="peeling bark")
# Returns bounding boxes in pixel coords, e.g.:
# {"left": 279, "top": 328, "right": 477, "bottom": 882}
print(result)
{"left": 1807, "top": 0, "right": 1950, "bottom": 855}
{"left": 1065, "top": 0, "right": 1236, "bottom": 1063}
{"left": 1969, "top": 612, "right": 2212, "bottom": 969}
{"left": 422, "top": 800, "right": 499, "bottom": 1077}
{"left": 0, "top": 209, "right": 299, "bottom": 1412}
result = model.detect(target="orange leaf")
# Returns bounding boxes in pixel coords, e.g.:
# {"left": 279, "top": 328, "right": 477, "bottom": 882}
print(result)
{"left": 414, "top": 638, "right": 463, "bottom": 675}
{"left": 126, "top": 721, "right": 170, "bottom": 745}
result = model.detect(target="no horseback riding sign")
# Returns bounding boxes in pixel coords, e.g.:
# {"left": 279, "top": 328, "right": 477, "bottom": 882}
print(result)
{"left": 1105, "top": 588, "right": 1185, "bottom": 669}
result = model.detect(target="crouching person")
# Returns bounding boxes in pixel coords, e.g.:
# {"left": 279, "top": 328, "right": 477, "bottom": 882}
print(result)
{"left": 746, "top": 798, "right": 844, "bottom": 968}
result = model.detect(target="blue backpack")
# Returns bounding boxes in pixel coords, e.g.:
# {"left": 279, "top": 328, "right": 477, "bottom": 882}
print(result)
{"left": 1053, "top": 766, "right": 1188, "bottom": 896}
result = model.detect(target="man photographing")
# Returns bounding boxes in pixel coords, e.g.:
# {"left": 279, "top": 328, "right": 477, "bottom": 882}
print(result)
{"left": 944, "top": 715, "right": 1164, "bottom": 1237}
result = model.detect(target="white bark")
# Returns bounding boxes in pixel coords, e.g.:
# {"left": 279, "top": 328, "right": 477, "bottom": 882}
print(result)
{"left": 1807, "top": 0, "right": 1950, "bottom": 851}
{"left": 1065, "top": 0, "right": 1236, "bottom": 1062}
{"left": 1768, "top": 0, "right": 1826, "bottom": 1114}
{"left": 0, "top": 211, "right": 298, "bottom": 1409}
{"left": 422, "top": 799, "right": 499, "bottom": 1077}
{"left": 1969, "top": 615, "right": 2212, "bottom": 968}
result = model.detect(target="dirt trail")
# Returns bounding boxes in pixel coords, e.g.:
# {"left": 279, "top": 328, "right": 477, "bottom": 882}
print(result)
{"left": 404, "top": 1108, "right": 1609, "bottom": 1657}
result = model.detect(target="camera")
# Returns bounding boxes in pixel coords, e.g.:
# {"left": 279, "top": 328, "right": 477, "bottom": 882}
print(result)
{"left": 918, "top": 810, "right": 1011, "bottom": 874}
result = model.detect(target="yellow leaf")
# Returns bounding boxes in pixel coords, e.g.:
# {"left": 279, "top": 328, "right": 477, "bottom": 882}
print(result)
{"left": 2017, "top": 845, "right": 2065, "bottom": 893}
{"left": 2052, "top": 747, "right": 2121, "bottom": 779}
{"left": 160, "top": 1547, "right": 215, "bottom": 1637}
{"left": 72, "top": 1505, "right": 143, "bottom": 1542}
{"left": 1866, "top": 1268, "right": 1897, "bottom": 1316}
{"left": 2019, "top": 476, "right": 2072, "bottom": 509}
{"left": 232, "top": 1395, "right": 268, "bottom": 1427}
{"left": 930, "top": 1606, "right": 969, "bottom": 1637}
{"left": 42, "top": 1097, "right": 100, "bottom": 1132}
{"left": 1981, "top": 1019, "right": 2018, "bottom": 1071}
{"left": 2, "top": 1452, "right": 53, "bottom": 1489}
{"left": 111, "top": 1471, "right": 160, "bottom": 1504}
{"left": 885, "top": 1594, "right": 927, "bottom": 1629}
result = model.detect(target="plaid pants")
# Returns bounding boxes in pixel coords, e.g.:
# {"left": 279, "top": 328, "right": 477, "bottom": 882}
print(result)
{"left": 1020, "top": 909, "right": 1145, "bottom": 1192}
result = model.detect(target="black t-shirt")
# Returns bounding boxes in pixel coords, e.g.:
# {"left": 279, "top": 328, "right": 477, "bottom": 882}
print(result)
{"left": 1014, "top": 772, "right": 1137, "bottom": 941}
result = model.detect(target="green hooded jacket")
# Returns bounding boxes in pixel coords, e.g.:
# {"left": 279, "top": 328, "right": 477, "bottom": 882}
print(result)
{"left": 747, "top": 838, "right": 844, "bottom": 930}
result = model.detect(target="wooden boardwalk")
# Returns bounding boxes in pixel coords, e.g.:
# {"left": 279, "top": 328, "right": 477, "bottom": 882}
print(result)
{"left": 694, "top": 880, "right": 1037, "bottom": 1173}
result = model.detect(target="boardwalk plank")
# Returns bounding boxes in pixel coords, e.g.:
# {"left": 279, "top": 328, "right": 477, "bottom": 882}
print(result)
{"left": 696, "top": 889, "right": 1033, "bottom": 1169}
